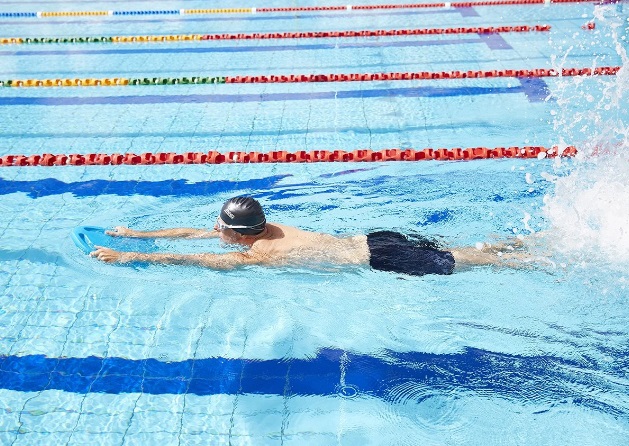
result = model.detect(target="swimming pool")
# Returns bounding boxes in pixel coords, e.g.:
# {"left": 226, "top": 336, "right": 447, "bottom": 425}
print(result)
{"left": 1, "top": 0, "right": 628, "bottom": 444}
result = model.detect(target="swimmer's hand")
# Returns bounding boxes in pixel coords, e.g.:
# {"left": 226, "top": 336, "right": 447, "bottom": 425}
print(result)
{"left": 90, "top": 246, "right": 135, "bottom": 263}
{"left": 106, "top": 226, "right": 138, "bottom": 237}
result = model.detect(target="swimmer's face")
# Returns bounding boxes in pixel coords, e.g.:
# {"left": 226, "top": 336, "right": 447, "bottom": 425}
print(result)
{"left": 215, "top": 218, "right": 245, "bottom": 244}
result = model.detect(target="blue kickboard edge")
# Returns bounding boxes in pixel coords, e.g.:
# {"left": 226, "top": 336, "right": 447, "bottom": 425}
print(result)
{"left": 71, "top": 226, "right": 157, "bottom": 255}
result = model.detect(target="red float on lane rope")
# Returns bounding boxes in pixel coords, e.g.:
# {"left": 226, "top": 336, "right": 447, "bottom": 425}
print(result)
{"left": 199, "top": 24, "right": 551, "bottom": 41}
{"left": 222, "top": 66, "right": 620, "bottom": 84}
{"left": 0, "top": 146, "right": 577, "bottom": 167}
{"left": 255, "top": 0, "right": 597, "bottom": 12}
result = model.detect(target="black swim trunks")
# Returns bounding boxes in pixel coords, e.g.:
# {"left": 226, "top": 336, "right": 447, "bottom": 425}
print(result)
{"left": 367, "top": 231, "right": 455, "bottom": 276}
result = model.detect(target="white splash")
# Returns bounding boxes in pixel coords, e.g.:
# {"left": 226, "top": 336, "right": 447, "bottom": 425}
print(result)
{"left": 543, "top": 5, "right": 629, "bottom": 266}
{"left": 543, "top": 154, "right": 629, "bottom": 262}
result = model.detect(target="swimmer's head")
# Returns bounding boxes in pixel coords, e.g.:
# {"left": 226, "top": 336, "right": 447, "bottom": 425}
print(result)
{"left": 217, "top": 196, "right": 266, "bottom": 235}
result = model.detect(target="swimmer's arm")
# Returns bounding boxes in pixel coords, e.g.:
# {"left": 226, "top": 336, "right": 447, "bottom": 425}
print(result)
{"left": 91, "top": 246, "right": 260, "bottom": 269}
{"left": 106, "top": 226, "right": 218, "bottom": 239}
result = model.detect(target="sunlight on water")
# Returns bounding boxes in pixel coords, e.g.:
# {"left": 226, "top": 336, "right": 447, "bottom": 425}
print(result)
{"left": 543, "top": 5, "right": 629, "bottom": 268}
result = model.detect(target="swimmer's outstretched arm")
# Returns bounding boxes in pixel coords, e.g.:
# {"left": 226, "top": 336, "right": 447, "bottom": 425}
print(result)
{"left": 90, "top": 246, "right": 259, "bottom": 269}
{"left": 107, "top": 226, "right": 218, "bottom": 239}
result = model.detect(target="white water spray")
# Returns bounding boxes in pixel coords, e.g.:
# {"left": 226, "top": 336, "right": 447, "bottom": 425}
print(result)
{"left": 543, "top": 5, "right": 629, "bottom": 266}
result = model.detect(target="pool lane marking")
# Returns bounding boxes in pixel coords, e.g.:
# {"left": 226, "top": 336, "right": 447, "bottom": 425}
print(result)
{"left": 0, "top": 81, "right": 550, "bottom": 106}
{"left": 0, "top": 0, "right": 600, "bottom": 19}
{"left": 0, "top": 167, "right": 541, "bottom": 198}
{"left": 0, "top": 36, "right": 512, "bottom": 57}
{"left": 0, "top": 162, "right": 550, "bottom": 196}
{"left": 0, "top": 175, "right": 291, "bottom": 198}
{"left": 0, "top": 24, "right": 550, "bottom": 46}
{"left": 0, "top": 146, "right": 577, "bottom": 168}
{"left": 478, "top": 33, "right": 512, "bottom": 50}
{"left": 0, "top": 347, "right": 620, "bottom": 415}
{"left": 0, "top": 85, "right": 525, "bottom": 105}
{"left": 0, "top": 66, "right": 620, "bottom": 88}
{"left": 519, "top": 77, "right": 552, "bottom": 101}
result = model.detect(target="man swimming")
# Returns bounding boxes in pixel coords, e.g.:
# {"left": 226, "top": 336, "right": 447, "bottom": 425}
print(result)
{"left": 91, "top": 196, "right": 532, "bottom": 276}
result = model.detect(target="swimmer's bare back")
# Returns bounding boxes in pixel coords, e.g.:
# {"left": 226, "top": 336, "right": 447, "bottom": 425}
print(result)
{"left": 249, "top": 223, "right": 370, "bottom": 265}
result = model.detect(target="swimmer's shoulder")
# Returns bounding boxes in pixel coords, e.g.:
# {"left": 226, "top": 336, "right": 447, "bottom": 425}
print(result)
{"left": 247, "top": 224, "right": 290, "bottom": 258}
{"left": 265, "top": 222, "right": 325, "bottom": 239}
{"left": 266, "top": 222, "right": 304, "bottom": 233}
{"left": 249, "top": 223, "right": 320, "bottom": 256}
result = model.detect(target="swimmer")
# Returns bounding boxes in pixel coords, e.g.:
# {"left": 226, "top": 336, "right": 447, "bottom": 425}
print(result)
{"left": 91, "top": 196, "right": 536, "bottom": 276}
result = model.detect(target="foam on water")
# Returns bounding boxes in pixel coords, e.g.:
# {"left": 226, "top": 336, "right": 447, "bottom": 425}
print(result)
{"left": 542, "top": 5, "right": 629, "bottom": 268}
{"left": 543, "top": 154, "right": 629, "bottom": 263}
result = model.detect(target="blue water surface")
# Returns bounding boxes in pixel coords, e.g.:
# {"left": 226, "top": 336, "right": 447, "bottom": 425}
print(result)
{"left": 0, "top": 1, "right": 628, "bottom": 445}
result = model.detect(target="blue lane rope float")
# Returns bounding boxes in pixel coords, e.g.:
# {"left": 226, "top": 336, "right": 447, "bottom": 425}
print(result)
{"left": 111, "top": 10, "right": 180, "bottom": 16}
{"left": 0, "top": 12, "right": 38, "bottom": 17}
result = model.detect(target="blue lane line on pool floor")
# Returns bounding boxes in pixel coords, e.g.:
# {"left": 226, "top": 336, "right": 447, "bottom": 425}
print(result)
{"left": 478, "top": 33, "right": 512, "bottom": 50}
{"left": 0, "top": 81, "right": 550, "bottom": 107}
{"left": 0, "top": 7, "right": 478, "bottom": 27}
{"left": 0, "top": 174, "right": 547, "bottom": 200}
{"left": 519, "top": 77, "right": 552, "bottom": 102}
{"left": 0, "top": 121, "right": 507, "bottom": 141}
{"left": 0, "top": 175, "right": 292, "bottom": 199}
{"left": 0, "top": 347, "right": 622, "bottom": 415}
{"left": 0, "top": 35, "right": 511, "bottom": 57}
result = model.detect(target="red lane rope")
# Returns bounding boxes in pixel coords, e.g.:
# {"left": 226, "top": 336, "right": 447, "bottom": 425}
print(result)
{"left": 256, "top": 0, "right": 597, "bottom": 12}
{"left": 223, "top": 67, "right": 620, "bottom": 84}
{"left": 0, "top": 146, "right": 577, "bottom": 167}
{"left": 200, "top": 24, "right": 551, "bottom": 40}
{"left": 1, "top": 66, "right": 618, "bottom": 89}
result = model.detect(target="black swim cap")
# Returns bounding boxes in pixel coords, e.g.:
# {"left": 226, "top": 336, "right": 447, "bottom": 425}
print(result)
{"left": 219, "top": 196, "right": 266, "bottom": 235}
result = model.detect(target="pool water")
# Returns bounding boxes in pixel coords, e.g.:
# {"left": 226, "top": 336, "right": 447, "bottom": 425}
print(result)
{"left": 1, "top": 1, "right": 628, "bottom": 445}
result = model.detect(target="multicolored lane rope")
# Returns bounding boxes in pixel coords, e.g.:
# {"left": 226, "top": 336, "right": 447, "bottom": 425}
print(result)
{"left": 0, "top": 0, "right": 600, "bottom": 18}
{"left": 0, "top": 146, "right": 577, "bottom": 167}
{"left": 0, "top": 24, "right": 551, "bottom": 45}
{"left": 0, "top": 67, "right": 620, "bottom": 88}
